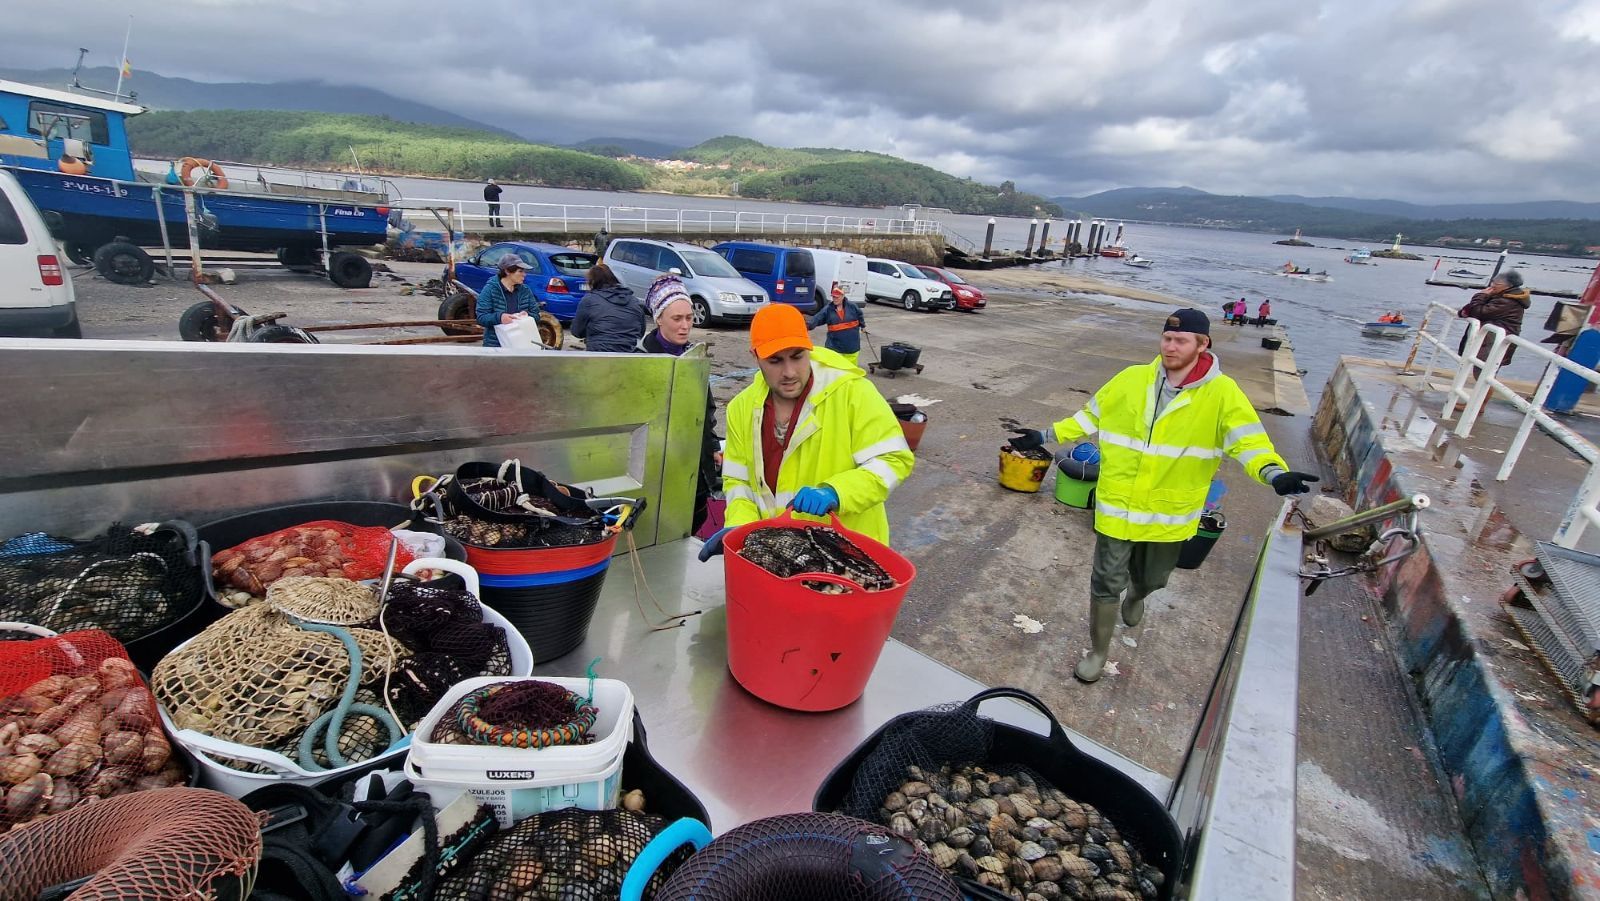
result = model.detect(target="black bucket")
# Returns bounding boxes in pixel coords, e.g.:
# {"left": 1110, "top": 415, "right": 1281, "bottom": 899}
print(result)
{"left": 891, "top": 342, "right": 922, "bottom": 367}
{"left": 813, "top": 687, "right": 1182, "bottom": 900}
{"left": 1261, "top": 337, "right": 1282, "bottom": 350}
{"left": 879, "top": 344, "right": 908, "bottom": 370}
{"left": 480, "top": 565, "right": 610, "bottom": 665}
{"left": 1176, "top": 512, "right": 1226, "bottom": 570}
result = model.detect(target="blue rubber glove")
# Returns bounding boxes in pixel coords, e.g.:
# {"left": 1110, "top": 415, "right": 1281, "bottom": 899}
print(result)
{"left": 792, "top": 485, "right": 840, "bottom": 516}
{"left": 697, "top": 527, "right": 731, "bottom": 562}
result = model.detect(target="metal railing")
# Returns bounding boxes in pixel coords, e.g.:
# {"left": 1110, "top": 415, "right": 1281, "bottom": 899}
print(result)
{"left": 394, "top": 198, "right": 942, "bottom": 237}
{"left": 1404, "top": 301, "right": 1600, "bottom": 546}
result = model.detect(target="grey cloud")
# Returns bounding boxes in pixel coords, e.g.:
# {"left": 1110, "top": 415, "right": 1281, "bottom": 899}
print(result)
{"left": 3, "top": 0, "right": 1596, "bottom": 203}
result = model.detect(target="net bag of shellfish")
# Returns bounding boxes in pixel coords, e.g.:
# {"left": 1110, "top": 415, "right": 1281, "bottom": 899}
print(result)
{"left": 737, "top": 527, "right": 895, "bottom": 593}
{"left": 0, "top": 630, "right": 189, "bottom": 834}
{"left": 210, "top": 520, "right": 416, "bottom": 603}
{"left": 427, "top": 678, "right": 598, "bottom": 747}
{"left": 0, "top": 522, "right": 205, "bottom": 643}
{"left": 435, "top": 806, "right": 689, "bottom": 901}
{"left": 0, "top": 786, "right": 261, "bottom": 900}
{"left": 377, "top": 578, "right": 513, "bottom": 726}
{"left": 153, "top": 578, "right": 412, "bottom": 773}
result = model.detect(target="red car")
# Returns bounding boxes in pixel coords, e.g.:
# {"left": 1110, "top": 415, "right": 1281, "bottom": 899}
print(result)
{"left": 916, "top": 266, "right": 986, "bottom": 311}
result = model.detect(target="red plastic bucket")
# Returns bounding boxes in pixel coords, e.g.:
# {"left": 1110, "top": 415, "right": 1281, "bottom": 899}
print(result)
{"left": 722, "top": 511, "right": 917, "bottom": 712}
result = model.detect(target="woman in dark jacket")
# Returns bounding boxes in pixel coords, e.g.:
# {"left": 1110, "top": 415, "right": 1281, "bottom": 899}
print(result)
{"left": 571, "top": 263, "right": 648, "bottom": 353}
{"left": 1459, "top": 269, "right": 1533, "bottom": 363}
{"left": 639, "top": 275, "right": 720, "bottom": 533}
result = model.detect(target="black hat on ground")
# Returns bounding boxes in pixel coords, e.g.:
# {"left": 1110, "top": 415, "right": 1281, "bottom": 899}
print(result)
{"left": 1164, "top": 308, "right": 1210, "bottom": 336}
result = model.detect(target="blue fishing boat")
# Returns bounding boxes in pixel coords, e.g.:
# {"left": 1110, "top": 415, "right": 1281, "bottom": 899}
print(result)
{"left": 0, "top": 79, "right": 390, "bottom": 284}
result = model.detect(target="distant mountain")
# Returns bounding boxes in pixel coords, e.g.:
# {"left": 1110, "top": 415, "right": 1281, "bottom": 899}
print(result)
{"left": 568, "top": 137, "right": 684, "bottom": 159}
{"left": 0, "top": 66, "right": 517, "bottom": 139}
{"left": 1051, "top": 187, "right": 1600, "bottom": 253}
{"left": 1268, "top": 194, "right": 1600, "bottom": 221}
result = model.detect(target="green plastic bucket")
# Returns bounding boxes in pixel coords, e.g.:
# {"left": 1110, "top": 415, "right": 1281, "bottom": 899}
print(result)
{"left": 1054, "top": 471, "right": 1095, "bottom": 508}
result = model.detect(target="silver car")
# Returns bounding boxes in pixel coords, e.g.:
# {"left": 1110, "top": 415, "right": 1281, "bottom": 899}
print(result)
{"left": 603, "top": 238, "right": 769, "bottom": 326}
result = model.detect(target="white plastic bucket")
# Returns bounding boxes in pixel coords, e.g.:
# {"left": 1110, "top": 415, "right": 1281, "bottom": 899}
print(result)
{"left": 407, "top": 676, "right": 635, "bottom": 781}
{"left": 403, "top": 744, "right": 624, "bottom": 827}
{"left": 159, "top": 557, "right": 532, "bottom": 797}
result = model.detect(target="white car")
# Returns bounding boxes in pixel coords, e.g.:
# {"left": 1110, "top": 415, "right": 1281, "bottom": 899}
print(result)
{"left": 0, "top": 170, "right": 79, "bottom": 338}
{"left": 865, "top": 258, "right": 954, "bottom": 312}
{"left": 806, "top": 248, "right": 868, "bottom": 309}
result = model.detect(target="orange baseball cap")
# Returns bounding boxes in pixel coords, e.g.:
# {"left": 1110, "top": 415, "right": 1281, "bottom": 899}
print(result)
{"left": 749, "top": 304, "right": 813, "bottom": 359}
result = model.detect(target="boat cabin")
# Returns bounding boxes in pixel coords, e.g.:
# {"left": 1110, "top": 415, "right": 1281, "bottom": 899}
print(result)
{"left": 0, "top": 80, "right": 142, "bottom": 182}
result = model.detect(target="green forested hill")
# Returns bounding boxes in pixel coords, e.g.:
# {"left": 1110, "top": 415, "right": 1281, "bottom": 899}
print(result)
{"left": 128, "top": 110, "right": 647, "bottom": 190}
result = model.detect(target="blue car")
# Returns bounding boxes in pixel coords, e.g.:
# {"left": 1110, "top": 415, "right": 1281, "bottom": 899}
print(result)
{"left": 449, "top": 242, "right": 597, "bottom": 322}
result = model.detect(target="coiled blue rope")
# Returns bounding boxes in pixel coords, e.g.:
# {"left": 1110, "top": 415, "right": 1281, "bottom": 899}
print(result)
{"left": 295, "top": 620, "right": 403, "bottom": 771}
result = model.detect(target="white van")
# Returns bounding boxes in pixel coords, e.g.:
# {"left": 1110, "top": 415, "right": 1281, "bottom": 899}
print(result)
{"left": 806, "top": 248, "right": 868, "bottom": 309}
{"left": 0, "top": 170, "right": 79, "bottom": 338}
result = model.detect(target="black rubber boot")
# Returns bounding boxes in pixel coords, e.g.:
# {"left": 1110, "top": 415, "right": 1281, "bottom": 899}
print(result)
{"left": 1074, "top": 600, "right": 1121, "bottom": 683}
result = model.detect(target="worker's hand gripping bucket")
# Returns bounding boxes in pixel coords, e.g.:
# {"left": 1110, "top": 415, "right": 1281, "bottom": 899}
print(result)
{"left": 998, "top": 446, "right": 1052, "bottom": 492}
{"left": 721, "top": 511, "right": 916, "bottom": 712}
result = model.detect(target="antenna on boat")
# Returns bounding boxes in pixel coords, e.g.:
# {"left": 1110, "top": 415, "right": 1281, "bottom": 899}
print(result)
{"left": 70, "top": 48, "right": 90, "bottom": 90}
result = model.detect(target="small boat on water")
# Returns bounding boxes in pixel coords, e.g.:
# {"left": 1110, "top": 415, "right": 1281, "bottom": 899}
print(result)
{"left": 1099, "top": 246, "right": 1128, "bottom": 258}
{"left": 1123, "top": 255, "right": 1154, "bottom": 269}
{"left": 1361, "top": 322, "right": 1410, "bottom": 339}
{"left": 1448, "top": 268, "right": 1486, "bottom": 279}
{"left": 1345, "top": 248, "right": 1373, "bottom": 265}
{"left": 1277, "top": 263, "right": 1331, "bottom": 282}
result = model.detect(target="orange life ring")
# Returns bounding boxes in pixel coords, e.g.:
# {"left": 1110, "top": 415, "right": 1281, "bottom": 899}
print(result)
{"left": 57, "top": 155, "right": 89, "bottom": 175}
{"left": 179, "top": 157, "right": 229, "bottom": 189}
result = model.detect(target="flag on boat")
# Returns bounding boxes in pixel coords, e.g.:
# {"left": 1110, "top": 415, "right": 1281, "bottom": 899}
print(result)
{"left": 120, "top": 59, "right": 132, "bottom": 79}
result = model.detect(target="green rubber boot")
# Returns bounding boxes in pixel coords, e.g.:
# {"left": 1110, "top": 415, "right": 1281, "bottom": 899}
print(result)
{"left": 1121, "top": 590, "right": 1146, "bottom": 627}
{"left": 1074, "top": 600, "right": 1121, "bottom": 683}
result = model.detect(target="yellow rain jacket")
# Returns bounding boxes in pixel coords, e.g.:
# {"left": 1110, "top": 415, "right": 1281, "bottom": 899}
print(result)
{"left": 723, "top": 347, "right": 915, "bottom": 544}
{"left": 1053, "top": 353, "right": 1286, "bottom": 542}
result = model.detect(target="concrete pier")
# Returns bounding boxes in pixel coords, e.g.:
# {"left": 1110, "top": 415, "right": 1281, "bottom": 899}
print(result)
{"left": 1315, "top": 356, "right": 1600, "bottom": 898}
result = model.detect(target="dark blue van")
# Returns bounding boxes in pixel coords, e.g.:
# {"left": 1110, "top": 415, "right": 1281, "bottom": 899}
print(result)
{"left": 711, "top": 242, "right": 817, "bottom": 310}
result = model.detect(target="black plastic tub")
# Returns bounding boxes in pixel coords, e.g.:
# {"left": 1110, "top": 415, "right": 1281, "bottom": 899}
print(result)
{"left": 878, "top": 344, "right": 907, "bottom": 370}
{"left": 891, "top": 342, "right": 923, "bottom": 368}
{"left": 813, "top": 687, "right": 1182, "bottom": 901}
{"left": 480, "top": 566, "right": 609, "bottom": 665}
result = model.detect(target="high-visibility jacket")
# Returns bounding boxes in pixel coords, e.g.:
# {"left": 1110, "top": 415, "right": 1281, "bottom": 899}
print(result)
{"left": 1052, "top": 353, "right": 1286, "bottom": 542}
{"left": 723, "top": 347, "right": 914, "bottom": 544}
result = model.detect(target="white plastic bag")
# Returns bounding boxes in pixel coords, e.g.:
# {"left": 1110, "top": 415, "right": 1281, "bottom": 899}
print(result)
{"left": 493, "top": 315, "right": 545, "bottom": 350}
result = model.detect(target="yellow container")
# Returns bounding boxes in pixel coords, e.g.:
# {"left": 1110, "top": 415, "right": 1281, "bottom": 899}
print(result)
{"left": 998, "top": 446, "right": 1052, "bottom": 493}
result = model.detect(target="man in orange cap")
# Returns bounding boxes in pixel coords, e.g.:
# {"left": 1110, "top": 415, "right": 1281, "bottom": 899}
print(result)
{"left": 699, "top": 304, "right": 915, "bottom": 559}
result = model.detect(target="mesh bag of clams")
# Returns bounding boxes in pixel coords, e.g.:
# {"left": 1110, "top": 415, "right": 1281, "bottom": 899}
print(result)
{"left": 828, "top": 691, "right": 1168, "bottom": 901}
{"left": 0, "top": 522, "right": 205, "bottom": 643}
{"left": 737, "top": 526, "right": 895, "bottom": 594}
{"left": 0, "top": 630, "right": 189, "bottom": 834}
{"left": 415, "top": 464, "right": 610, "bottom": 550}
{"left": 0, "top": 786, "right": 261, "bottom": 900}
{"left": 435, "top": 806, "right": 690, "bottom": 901}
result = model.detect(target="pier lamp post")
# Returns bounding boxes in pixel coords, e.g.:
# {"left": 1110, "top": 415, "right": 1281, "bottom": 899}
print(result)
{"left": 982, "top": 218, "right": 996, "bottom": 260}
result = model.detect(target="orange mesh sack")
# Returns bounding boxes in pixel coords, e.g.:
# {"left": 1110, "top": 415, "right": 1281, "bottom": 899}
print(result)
{"left": 210, "top": 520, "right": 416, "bottom": 606}
{"left": 0, "top": 786, "right": 261, "bottom": 900}
{"left": 0, "top": 630, "right": 189, "bottom": 834}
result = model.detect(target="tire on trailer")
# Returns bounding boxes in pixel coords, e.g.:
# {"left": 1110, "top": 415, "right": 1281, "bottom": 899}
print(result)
{"left": 538, "top": 311, "right": 563, "bottom": 349}
{"left": 179, "top": 301, "right": 227, "bottom": 342}
{"left": 247, "top": 325, "right": 319, "bottom": 344}
{"left": 65, "top": 242, "right": 95, "bottom": 266}
{"left": 328, "top": 251, "right": 372, "bottom": 289}
{"left": 437, "top": 291, "right": 479, "bottom": 337}
{"left": 277, "top": 245, "right": 318, "bottom": 271}
{"left": 96, "top": 242, "right": 155, "bottom": 285}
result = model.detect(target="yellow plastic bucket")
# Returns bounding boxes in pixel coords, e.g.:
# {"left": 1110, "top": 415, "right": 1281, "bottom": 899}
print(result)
{"left": 998, "top": 446, "right": 1051, "bottom": 492}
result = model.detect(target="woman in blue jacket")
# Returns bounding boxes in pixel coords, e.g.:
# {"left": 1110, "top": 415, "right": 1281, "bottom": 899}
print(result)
{"left": 475, "top": 255, "right": 542, "bottom": 347}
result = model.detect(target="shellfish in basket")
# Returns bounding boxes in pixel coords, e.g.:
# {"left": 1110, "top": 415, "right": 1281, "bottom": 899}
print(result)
{"left": 737, "top": 527, "right": 895, "bottom": 594}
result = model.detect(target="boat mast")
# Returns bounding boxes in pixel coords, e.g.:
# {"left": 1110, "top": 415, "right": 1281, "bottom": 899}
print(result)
{"left": 113, "top": 16, "right": 133, "bottom": 101}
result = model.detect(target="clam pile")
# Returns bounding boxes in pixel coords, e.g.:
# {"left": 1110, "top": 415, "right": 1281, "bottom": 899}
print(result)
{"left": 881, "top": 764, "right": 1162, "bottom": 901}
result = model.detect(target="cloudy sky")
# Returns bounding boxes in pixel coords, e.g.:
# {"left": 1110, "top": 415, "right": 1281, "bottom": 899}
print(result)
{"left": 6, "top": 0, "right": 1598, "bottom": 203}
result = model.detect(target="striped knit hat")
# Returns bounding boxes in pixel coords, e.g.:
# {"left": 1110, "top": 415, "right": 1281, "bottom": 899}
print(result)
{"left": 645, "top": 274, "right": 691, "bottom": 320}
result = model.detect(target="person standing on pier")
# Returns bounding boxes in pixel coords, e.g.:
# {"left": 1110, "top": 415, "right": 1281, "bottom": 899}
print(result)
{"left": 1256, "top": 299, "right": 1271, "bottom": 327}
{"left": 483, "top": 178, "right": 504, "bottom": 229}
{"left": 807, "top": 281, "right": 868, "bottom": 368}
{"left": 1458, "top": 270, "right": 1532, "bottom": 363}
{"left": 699, "top": 304, "right": 914, "bottom": 560}
{"left": 1006, "top": 308, "right": 1319, "bottom": 683}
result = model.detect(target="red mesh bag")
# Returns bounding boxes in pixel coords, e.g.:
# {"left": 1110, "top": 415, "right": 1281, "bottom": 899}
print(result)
{"left": 210, "top": 520, "right": 415, "bottom": 601}
{"left": 0, "top": 630, "right": 189, "bottom": 834}
{"left": 0, "top": 786, "right": 261, "bottom": 900}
